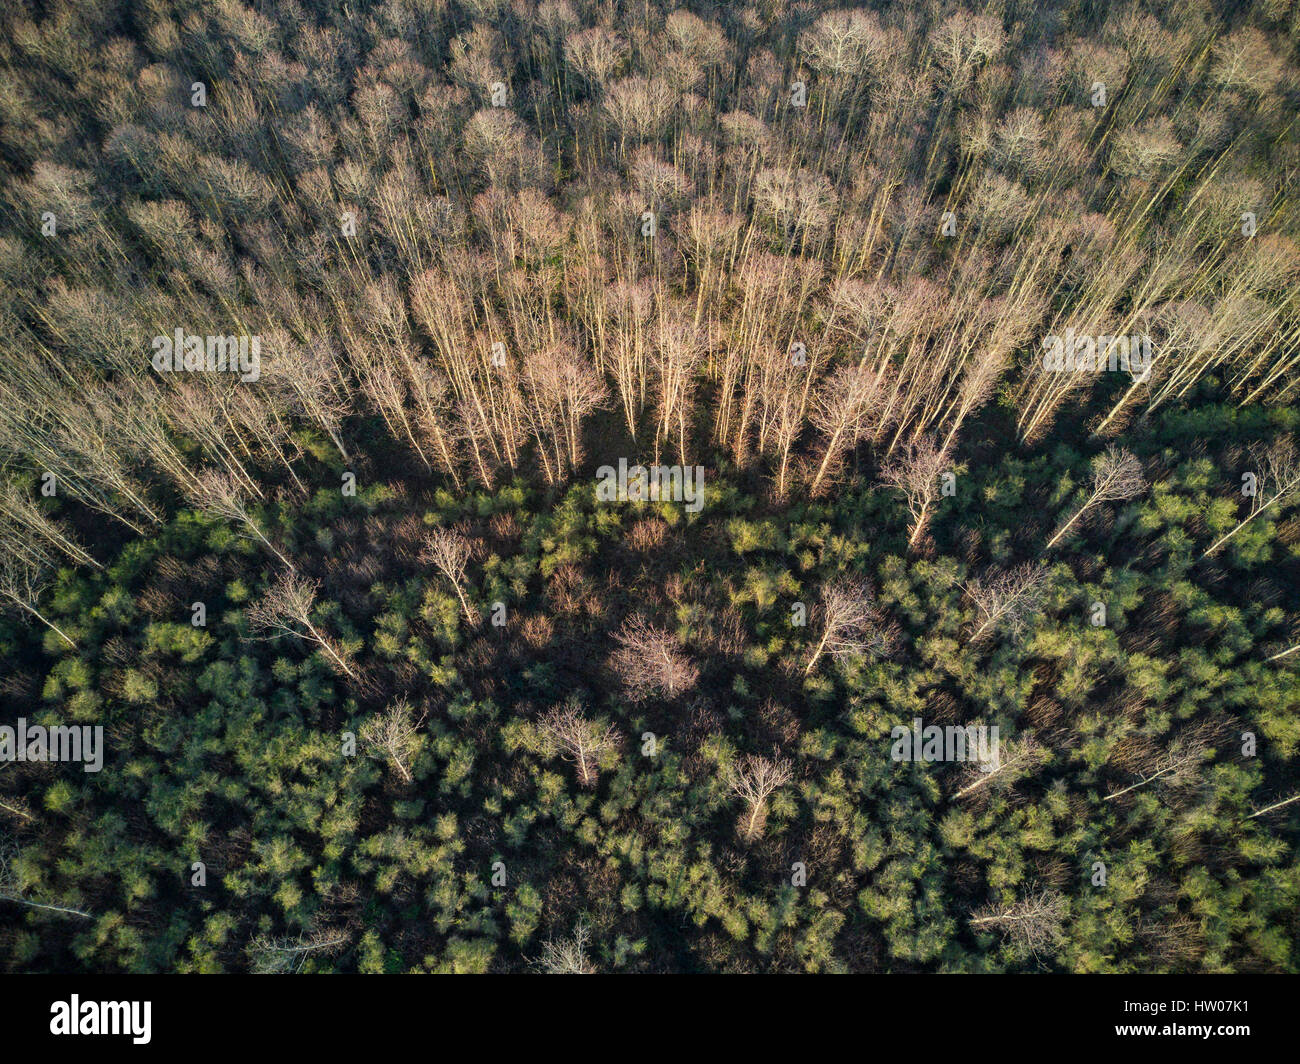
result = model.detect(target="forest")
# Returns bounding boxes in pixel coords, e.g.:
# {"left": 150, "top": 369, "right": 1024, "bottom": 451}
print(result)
{"left": 0, "top": 0, "right": 1298, "bottom": 974}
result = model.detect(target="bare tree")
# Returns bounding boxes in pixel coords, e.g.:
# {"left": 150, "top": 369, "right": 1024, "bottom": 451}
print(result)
{"left": 1247, "top": 792, "right": 1300, "bottom": 819}
{"left": 964, "top": 563, "right": 1050, "bottom": 644}
{"left": 1046, "top": 447, "right": 1146, "bottom": 549}
{"left": 535, "top": 917, "right": 596, "bottom": 974}
{"left": 518, "top": 341, "right": 607, "bottom": 483}
{"left": 262, "top": 331, "right": 351, "bottom": 462}
{"left": 799, "top": 9, "right": 892, "bottom": 90}
{"left": 0, "top": 377, "right": 163, "bottom": 535}
{"left": 0, "top": 765, "right": 34, "bottom": 823}
{"left": 808, "top": 363, "right": 887, "bottom": 496}
{"left": 603, "top": 76, "right": 675, "bottom": 146}
{"left": 0, "top": 553, "right": 76, "bottom": 648}
{"left": 953, "top": 735, "right": 1046, "bottom": 799}
{"left": 1202, "top": 437, "right": 1300, "bottom": 558}
{"left": 360, "top": 699, "right": 426, "bottom": 783}
{"left": 753, "top": 166, "right": 837, "bottom": 246}
{"left": 187, "top": 471, "right": 295, "bottom": 570}
{"left": 0, "top": 833, "right": 92, "bottom": 919}
{"left": 879, "top": 436, "right": 951, "bottom": 549}
{"left": 727, "top": 754, "right": 794, "bottom": 842}
{"left": 1264, "top": 616, "right": 1300, "bottom": 663}
{"left": 165, "top": 385, "right": 262, "bottom": 500}
{"left": 248, "top": 928, "right": 347, "bottom": 974}
{"left": 651, "top": 313, "right": 705, "bottom": 465}
{"left": 425, "top": 528, "right": 475, "bottom": 625}
{"left": 969, "top": 889, "right": 1065, "bottom": 957}
{"left": 1102, "top": 735, "right": 1207, "bottom": 802}
{"left": 564, "top": 27, "right": 628, "bottom": 90}
{"left": 247, "top": 572, "right": 357, "bottom": 679}
{"left": 602, "top": 282, "right": 654, "bottom": 441}
{"left": 0, "top": 482, "right": 99, "bottom": 569}
{"left": 610, "top": 616, "right": 699, "bottom": 702}
{"left": 537, "top": 698, "right": 620, "bottom": 787}
{"left": 804, "top": 580, "right": 896, "bottom": 675}
{"left": 940, "top": 344, "right": 1010, "bottom": 454}
{"left": 0, "top": 801, "right": 33, "bottom": 825}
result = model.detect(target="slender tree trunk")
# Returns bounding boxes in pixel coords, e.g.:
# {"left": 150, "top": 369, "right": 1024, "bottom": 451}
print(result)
{"left": 1201, "top": 495, "right": 1282, "bottom": 558}
{"left": 0, "top": 798, "right": 33, "bottom": 821}
{"left": 804, "top": 628, "right": 832, "bottom": 675}
{"left": 8, "top": 598, "right": 76, "bottom": 648}
{"left": 0, "top": 892, "right": 92, "bottom": 919}
{"left": 302, "top": 620, "right": 357, "bottom": 679}
{"left": 1045, "top": 492, "right": 1098, "bottom": 549}
{"left": 1248, "top": 793, "right": 1300, "bottom": 818}
{"left": 1102, "top": 765, "right": 1175, "bottom": 802}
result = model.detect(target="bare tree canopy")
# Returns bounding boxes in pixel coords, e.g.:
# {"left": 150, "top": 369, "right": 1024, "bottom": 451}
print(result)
{"left": 535, "top": 918, "right": 596, "bottom": 974}
{"left": 537, "top": 698, "right": 621, "bottom": 787}
{"left": 1202, "top": 436, "right": 1300, "bottom": 557}
{"left": 805, "top": 579, "right": 897, "bottom": 675}
{"left": 360, "top": 699, "right": 426, "bottom": 783}
{"left": 1046, "top": 446, "right": 1146, "bottom": 548}
{"left": 425, "top": 527, "right": 476, "bottom": 624}
{"left": 970, "top": 890, "right": 1065, "bottom": 958}
{"left": 248, "top": 571, "right": 357, "bottom": 678}
{"left": 964, "top": 563, "right": 1050, "bottom": 644}
{"left": 610, "top": 615, "right": 699, "bottom": 701}
{"left": 727, "top": 754, "right": 794, "bottom": 842}
{"left": 879, "top": 436, "right": 951, "bottom": 549}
